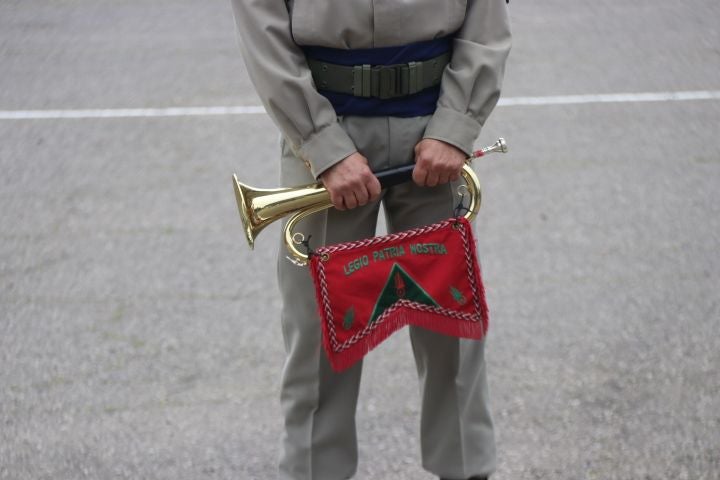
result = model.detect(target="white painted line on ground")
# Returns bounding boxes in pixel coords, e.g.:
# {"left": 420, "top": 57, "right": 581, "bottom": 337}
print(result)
{"left": 1, "top": 90, "right": 719, "bottom": 120}
{"left": 0, "top": 105, "right": 266, "bottom": 120}
{"left": 498, "top": 90, "right": 720, "bottom": 106}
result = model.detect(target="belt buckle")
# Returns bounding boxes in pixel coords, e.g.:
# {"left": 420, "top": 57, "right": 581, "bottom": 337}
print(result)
{"left": 378, "top": 64, "right": 398, "bottom": 99}
{"left": 354, "top": 62, "right": 418, "bottom": 99}
{"left": 376, "top": 64, "right": 407, "bottom": 100}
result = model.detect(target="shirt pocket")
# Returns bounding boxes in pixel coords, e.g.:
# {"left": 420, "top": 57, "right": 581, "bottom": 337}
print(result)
{"left": 288, "top": 0, "right": 373, "bottom": 48}
{"left": 372, "top": 0, "right": 468, "bottom": 46}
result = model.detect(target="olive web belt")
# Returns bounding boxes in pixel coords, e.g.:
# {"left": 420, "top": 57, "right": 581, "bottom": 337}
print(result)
{"left": 307, "top": 52, "right": 450, "bottom": 100}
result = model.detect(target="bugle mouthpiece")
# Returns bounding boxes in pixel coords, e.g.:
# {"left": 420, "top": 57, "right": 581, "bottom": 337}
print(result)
{"left": 471, "top": 138, "right": 508, "bottom": 158}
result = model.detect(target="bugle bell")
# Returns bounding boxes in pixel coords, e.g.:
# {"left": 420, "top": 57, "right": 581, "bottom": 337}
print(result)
{"left": 233, "top": 138, "right": 507, "bottom": 265}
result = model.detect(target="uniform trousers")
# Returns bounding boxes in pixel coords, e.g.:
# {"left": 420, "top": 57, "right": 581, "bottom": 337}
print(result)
{"left": 277, "top": 115, "right": 495, "bottom": 480}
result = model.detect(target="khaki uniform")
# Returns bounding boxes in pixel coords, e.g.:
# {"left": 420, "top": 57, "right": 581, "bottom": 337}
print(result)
{"left": 231, "top": 1, "right": 511, "bottom": 478}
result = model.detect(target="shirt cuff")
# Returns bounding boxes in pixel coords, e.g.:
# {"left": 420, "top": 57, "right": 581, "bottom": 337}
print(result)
{"left": 422, "top": 106, "right": 483, "bottom": 156}
{"left": 296, "top": 121, "right": 358, "bottom": 179}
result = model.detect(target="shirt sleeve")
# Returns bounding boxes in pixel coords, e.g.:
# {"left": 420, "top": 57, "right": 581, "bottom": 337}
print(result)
{"left": 422, "top": 0, "right": 512, "bottom": 155}
{"left": 230, "top": 0, "right": 357, "bottom": 178}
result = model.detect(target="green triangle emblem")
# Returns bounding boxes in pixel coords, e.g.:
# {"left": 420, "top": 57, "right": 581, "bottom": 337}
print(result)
{"left": 343, "top": 306, "right": 355, "bottom": 330}
{"left": 369, "top": 263, "right": 439, "bottom": 324}
{"left": 450, "top": 285, "right": 467, "bottom": 305}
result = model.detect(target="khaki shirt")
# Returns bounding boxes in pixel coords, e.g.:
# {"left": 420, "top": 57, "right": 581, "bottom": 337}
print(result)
{"left": 231, "top": 0, "right": 511, "bottom": 178}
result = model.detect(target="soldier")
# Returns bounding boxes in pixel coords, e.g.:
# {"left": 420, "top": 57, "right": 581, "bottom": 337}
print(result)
{"left": 230, "top": 1, "right": 511, "bottom": 479}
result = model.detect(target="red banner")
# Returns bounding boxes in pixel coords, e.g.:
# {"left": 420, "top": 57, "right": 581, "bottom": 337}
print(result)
{"left": 309, "top": 217, "right": 489, "bottom": 372}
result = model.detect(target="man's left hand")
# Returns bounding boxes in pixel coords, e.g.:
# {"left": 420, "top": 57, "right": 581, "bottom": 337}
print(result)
{"left": 412, "top": 139, "right": 467, "bottom": 187}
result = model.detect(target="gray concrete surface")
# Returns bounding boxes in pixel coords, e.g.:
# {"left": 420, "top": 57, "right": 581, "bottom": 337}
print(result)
{"left": 1, "top": 0, "right": 719, "bottom": 479}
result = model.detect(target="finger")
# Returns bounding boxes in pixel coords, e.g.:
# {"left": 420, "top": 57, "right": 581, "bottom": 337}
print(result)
{"left": 425, "top": 171, "right": 439, "bottom": 187}
{"left": 449, "top": 171, "right": 461, "bottom": 182}
{"left": 326, "top": 189, "right": 341, "bottom": 210}
{"left": 344, "top": 191, "right": 358, "bottom": 210}
{"left": 437, "top": 173, "right": 450, "bottom": 185}
{"left": 412, "top": 165, "right": 427, "bottom": 186}
{"left": 355, "top": 185, "right": 369, "bottom": 206}
{"left": 367, "top": 177, "right": 382, "bottom": 201}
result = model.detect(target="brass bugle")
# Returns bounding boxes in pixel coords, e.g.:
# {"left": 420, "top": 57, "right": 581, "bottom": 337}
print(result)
{"left": 233, "top": 138, "right": 507, "bottom": 265}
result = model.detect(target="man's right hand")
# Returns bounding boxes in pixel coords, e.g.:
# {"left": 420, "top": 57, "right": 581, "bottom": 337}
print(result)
{"left": 319, "top": 152, "right": 381, "bottom": 210}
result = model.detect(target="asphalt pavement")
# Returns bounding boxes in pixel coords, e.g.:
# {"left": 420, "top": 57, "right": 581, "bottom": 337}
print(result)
{"left": 1, "top": 1, "right": 719, "bottom": 479}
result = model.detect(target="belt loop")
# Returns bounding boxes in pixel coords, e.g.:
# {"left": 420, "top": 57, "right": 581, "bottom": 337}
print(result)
{"left": 370, "top": 66, "right": 380, "bottom": 98}
{"left": 352, "top": 64, "right": 372, "bottom": 98}
{"left": 362, "top": 64, "right": 371, "bottom": 97}
{"left": 399, "top": 64, "right": 409, "bottom": 96}
{"left": 378, "top": 66, "right": 396, "bottom": 99}
{"left": 407, "top": 61, "right": 423, "bottom": 95}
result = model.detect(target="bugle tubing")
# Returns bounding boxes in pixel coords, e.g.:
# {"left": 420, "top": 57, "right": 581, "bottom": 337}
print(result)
{"left": 232, "top": 138, "right": 507, "bottom": 265}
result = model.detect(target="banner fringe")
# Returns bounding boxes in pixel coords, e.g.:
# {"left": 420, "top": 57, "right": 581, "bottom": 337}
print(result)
{"left": 325, "top": 308, "right": 486, "bottom": 372}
